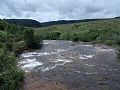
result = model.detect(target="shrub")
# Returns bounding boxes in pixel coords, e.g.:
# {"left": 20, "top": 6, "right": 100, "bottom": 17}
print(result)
{"left": 60, "top": 33, "right": 70, "bottom": 40}
{"left": 0, "top": 31, "right": 7, "bottom": 42}
{"left": 12, "top": 41, "right": 27, "bottom": 54}
{"left": 0, "top": 49, "right": 24, "bottom": 90}
{"left": 24, "top": 28, "right": 34, "bottom": 47}
{"left": 49, "top": 32, "right": 61, "bottom": 40}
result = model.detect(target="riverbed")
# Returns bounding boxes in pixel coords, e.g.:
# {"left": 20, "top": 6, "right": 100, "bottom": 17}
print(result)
{"left": 19, "top": 40, "right": 120, "bottom": 90}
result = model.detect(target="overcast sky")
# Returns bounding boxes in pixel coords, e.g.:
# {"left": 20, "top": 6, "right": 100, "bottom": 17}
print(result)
{"left": 0, "top": 0, "right": 120, "bottom": 22}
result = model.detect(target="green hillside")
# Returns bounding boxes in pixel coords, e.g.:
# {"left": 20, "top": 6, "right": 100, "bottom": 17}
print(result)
{"left": 40, "top": 19, "right": 107, "bottom": 27}
{"left": 34, "top": 18, "right": 120, "bottom": 46}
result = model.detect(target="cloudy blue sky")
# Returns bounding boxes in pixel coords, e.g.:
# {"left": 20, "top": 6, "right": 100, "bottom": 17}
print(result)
{"left": 0, "top": 0, "right": 120, "bottom": 22}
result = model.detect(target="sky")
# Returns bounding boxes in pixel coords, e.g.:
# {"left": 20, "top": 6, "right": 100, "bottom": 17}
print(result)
{"left": 0, "top": 0, "right": 120, "bottom": 22}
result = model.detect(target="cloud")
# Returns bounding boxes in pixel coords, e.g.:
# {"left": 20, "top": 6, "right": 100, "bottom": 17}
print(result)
{"left": 0, "top": 0, "right": 120, "bottom": 22}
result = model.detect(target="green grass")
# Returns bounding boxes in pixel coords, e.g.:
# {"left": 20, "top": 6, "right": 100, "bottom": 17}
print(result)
{"left": 34, "top": 18, "right": 120, "bottom": 46}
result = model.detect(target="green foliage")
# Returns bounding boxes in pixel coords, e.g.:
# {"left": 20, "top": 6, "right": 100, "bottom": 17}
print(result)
{"left": 60, "top": 33, "right": 71, "bottom": 40}
{"left": 0, "top": 20, "right": 5, "bottom": 30}
{"left": 24, "top": 28, "right": 34, "bottom": 47}
{"left": 33, "top": 35, "right": 42, "bottom": 44}
{"left": 0, "top": 49, "right": 24, "bottom": 90}
{"left": 12, "top": 41, "right": 27, "bottom": 54}
{"left": 71, "top": 34, "right": 80, "bottom": 42}
{"left": 34, "top": 18, "right": 120, "bottom": 45}
{"left": 49, "top": 32, "right": 61, "bottom": 40}
{"left": 0, "top": 19, "right": 40, "bottom": 90}
{"left": 0, "top": 31, "right": 7, "bottom": 42}
{"left": 23, "top": 28, "right": 41, "bottom": 48}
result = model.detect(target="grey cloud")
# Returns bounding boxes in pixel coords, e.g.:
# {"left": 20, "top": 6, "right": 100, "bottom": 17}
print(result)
{"left": 0, "top": 0, "right": 120, "bottom": 22}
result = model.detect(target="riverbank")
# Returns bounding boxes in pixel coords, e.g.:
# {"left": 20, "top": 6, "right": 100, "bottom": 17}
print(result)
{"left": 0, "top": 19, "right": 42, "bottom": 90}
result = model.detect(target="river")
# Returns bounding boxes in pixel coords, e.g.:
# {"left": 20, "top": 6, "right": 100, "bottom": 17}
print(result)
{"left": 18, "top": 40, "right": 120, "bottom": 90}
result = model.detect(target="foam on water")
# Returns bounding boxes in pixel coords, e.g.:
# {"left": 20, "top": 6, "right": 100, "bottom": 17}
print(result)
{"left": 55, "top": 49, "right": 66, "bottom": 52}
{"left": 79, "top": 45, "right": 93, "bottom": 47}
{"left": 99, "top": 49, "right": 114, "bottom": 52}
{"left": 40, "top": 59, "right": 72, "bottom": 72}
{"left": 41, "top": 65, "right": 57, "bottom": 72}
{"left": 95, "top": 47, "right": 114, "bottom": 52}
{"left": 84, "top": 63, "right": 95, "bottom": 67}
{"left": 19, "top": 58, "right": 43, "bottom": 72}
{"left": 38, "top": 52, "right": 50, "bottom": 56}
{"left": 21, "top": 48, "right": 67, "bottom": 59}
{"left": 79, "top": 54, "right": 94, "bottom": 59}
{"left": 51, "top": 59, "right": 72, "bottom": 63}
{"left": 75, "top": 71, "right": 81, "bottom": 73}
{"left": 21, "top": 52, "right": 38, "bottom": 58}
{"left": 43, "top": 42, "right": 49, "bottom": 45}
{"left": 85, "top": 72, "right": 98, "bottom": 75}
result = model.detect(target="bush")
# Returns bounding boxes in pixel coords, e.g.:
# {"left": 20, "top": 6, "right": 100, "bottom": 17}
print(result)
{"left": 0, "top": 49, "right": 24, "bottom": 90}
{"left": 24, "top": 28, "right": 34, "bottom": 47}
{"left": 60, "top": 33, "right": 71, "bottom": 40}
{"left": 12, "top": 41, "right": 27, "bottom": 54}
{"left": 72, "top": 34, "right": 79, "bottom": 42}
{"left": 0, "top": 31, "right": 7, "bottom": 42}
{"left": 49, "top": 32, "right": 61, "bottom": 40}
{"left": 0, "top": 20, "right": 5, "bottom": 30}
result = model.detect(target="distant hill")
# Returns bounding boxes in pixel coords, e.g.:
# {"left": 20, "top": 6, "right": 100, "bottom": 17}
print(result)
{"left": 5, "top": 19, "right": 41, "bottom": 27}
{"left": 40, "top": 19, "right": 110, "bottom": 27}
{"left": 5, "top": 18, "right": 116, "bottom": 28}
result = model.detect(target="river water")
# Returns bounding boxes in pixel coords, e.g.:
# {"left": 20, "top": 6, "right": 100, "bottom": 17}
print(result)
{"left": 19, "top": 40, "right": 120, "bottom": 90}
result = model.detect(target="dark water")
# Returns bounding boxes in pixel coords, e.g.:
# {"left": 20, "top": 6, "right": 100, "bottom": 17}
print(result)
{"left": 19, "top": 40, "right": 120, "bottom": 90}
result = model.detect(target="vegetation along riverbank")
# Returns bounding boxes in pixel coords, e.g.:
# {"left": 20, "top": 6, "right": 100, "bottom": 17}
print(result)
{"left": 0, "top": 19, "right": 41, "bottom": 90}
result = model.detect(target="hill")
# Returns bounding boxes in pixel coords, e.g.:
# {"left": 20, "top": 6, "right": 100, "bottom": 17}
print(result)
{"left": 34, "top": 18, "right": 120, "bottom": 46}
{"left": 40, "top": 19, "right": 108, "bottom": 27}
{"left": 5, "top": 19, "right": 41, "bottom": 27}
{"left": 5, "top": 18, "right": 110, "bottom": 28}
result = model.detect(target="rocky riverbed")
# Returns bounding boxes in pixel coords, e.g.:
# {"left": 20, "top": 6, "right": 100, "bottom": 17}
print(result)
{"left": 18, "top": 40, "right": 120, "bottom": 90}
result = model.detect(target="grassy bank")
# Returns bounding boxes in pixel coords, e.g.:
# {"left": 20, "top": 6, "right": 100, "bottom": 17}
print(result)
{"left": 0, "top": 19, "right": 41, "bottom": 90}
